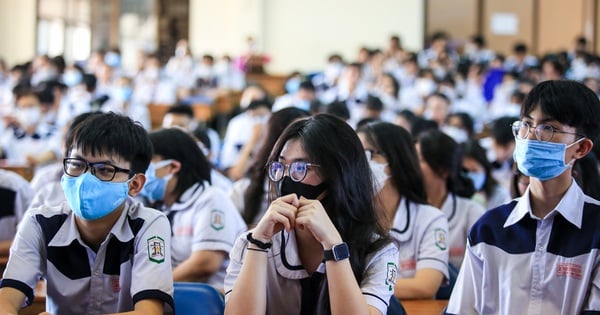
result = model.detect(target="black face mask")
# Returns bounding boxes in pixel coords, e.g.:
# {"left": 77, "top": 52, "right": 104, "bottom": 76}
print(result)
{"left": 280, "top": 176, "right": 327, "bottom": 199}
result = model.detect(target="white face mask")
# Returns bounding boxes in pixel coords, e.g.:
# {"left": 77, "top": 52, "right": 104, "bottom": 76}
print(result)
{"left": 16, "top": 107, "right": 42, "bottom": 128}
{"left": 441, "top": 125, "right": 469, "bottom": 144}
{"left": 369, "top": 160, "right": 389, "bottom": 192}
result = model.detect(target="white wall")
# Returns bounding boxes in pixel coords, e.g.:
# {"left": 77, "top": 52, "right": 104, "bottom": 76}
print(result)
{"left": 190, "top": 0, "right": 424, "bottom": 74}
{"left": 0, "top": 0, "right": 37, "bottom": 66}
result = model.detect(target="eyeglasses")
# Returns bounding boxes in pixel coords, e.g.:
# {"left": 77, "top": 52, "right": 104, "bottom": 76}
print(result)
{"left": 365, "top": 149, "right": 384, "bottom": 161}
{"left": 63, "top": 157, "right": 133, "bottom": 182}
{"left": 268, "top": 161, "right": 320, "bottom": 182}
{"left": 511, "top": 120, "right": 585, "bottom": 142}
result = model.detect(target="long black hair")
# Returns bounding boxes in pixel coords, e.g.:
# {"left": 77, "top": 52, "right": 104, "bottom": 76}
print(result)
{"left": 357, "top": 121, "right": 428, "bottom": 204}
{"left": 267, "top": 114, "right": 391, "bottom": 284}
{"left": 417, "top": 129, "right": 475, "bottom": 198}
{"left": 148, "top": 128, "right": 211, "bottom": 199}
{"left": 243, "top": 108, "right": 310, "bottom": 224}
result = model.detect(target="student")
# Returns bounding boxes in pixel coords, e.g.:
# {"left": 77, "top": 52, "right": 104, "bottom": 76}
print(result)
{"left": 461, "top": 139, "right": 511, "bottom": 210}
{"left": 0, "top": 112, "right": 174, "bottom": 315}
{"left": 224, "top": 114, "right": 399, "bottom": 315}
{"left": 416, "top": 130, "right": 485, "bottom": 268}
{"left": 357, "top": 122, "right": 449, "bottom": 300}
{"left": 140, "top": 128, "right": 246, "bottom": 291}
{"left": 229, "top": 107, "right": 310, "bottom": 226}
{"left": 446, "top": 80, "right": 600, "bottom": 314}
{"left": 0, "top": 169, "right": 34, "bottom": 256}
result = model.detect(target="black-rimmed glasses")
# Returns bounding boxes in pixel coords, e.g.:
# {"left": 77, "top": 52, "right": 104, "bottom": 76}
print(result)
{"left": 268, "top": 161, "right": 320, "bottom": 182}
{"left": 63, "top": 157, "right": 133, "bottom": 182}
{"left": 512, "top": 120, "right": 585, "bottom": 142}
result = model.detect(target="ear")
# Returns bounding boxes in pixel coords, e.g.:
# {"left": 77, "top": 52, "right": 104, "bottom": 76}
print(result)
{"left": 574, "top": 138, "right": 594, "bottom": 159}
{"left": 170, "top": 160, "right": 182, "bottom": 173}
{"left": 128, "top": 173, "right": 146, "bottom": 197}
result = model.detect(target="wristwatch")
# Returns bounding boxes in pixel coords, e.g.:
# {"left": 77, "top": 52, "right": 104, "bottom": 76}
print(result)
{"left": 246, "top": 232, "right": 272, "bottom": 250}
{"left": 323, "top": 242, "right": 350, "bottom": 261}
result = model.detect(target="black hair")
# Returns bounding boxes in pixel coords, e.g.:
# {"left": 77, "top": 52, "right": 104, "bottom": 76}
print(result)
{"left": 365, "top": 95, "right": 384, "bottom": 111}
{"left": 355, "top": 117, "right": 380, "bottom": 130}
{"left": 267, "top": 114, "right": 391, "bottom": 288}
{"left": 358, "top": 122, "right": 428, "bottom": 204}
{"left": 417, "top": 129, "right": 475, "bottom": 198}
{"left": 242, "top": 107, "right": 310, "bottom": 224}
{"left": 573, "top": 152, "right": 600, "bottom": 200}
{"left": 166, "top": 104, "right": 194, "bottom": 118}
{"left": 460, "top": 139, "right": 499, "bottom": 198}
{"left": 446, "top": 112, "right": 475, "bottom": 138}
{"left": 325, "top": 101, "right": 350, "bottom": 121}
{"left": 148, "top": 128, "right": 212, "bottom": 199}
{"left": 492, "top": 116, "right": 519, "bottom": 146}
{"left": 411, "top": 118, "right": 439, "bottom": 139}
{"left": 299, "top": 80, "right": 315, "bottom": 92}
{"left": 521, "top": 80, "right": 600, "bottom": 141}
{"left": 82, "top": 73, "right": 97, "bottom": 93}
{"left": 471, "top": 34, "right": 485, "bottom": 47}
{"left": 65, "top": 112, "right": 153, "bottom": 174}
{"left": 382, "top": 73, "right": 400, "bottom": 97}
{"left": 514, "top": 42, "right": 528, "bottom": 54}
{"left": 192, "top": 127, "right": 212, "bottom": 151}
{"left": 246, "top": 98, "right": 273, "bottom": 111}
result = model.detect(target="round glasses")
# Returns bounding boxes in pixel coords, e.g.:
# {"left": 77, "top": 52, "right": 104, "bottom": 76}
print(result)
{"left": 63, "top": 157, "right": 133, "bottom": 182}
{"left": 268, "top": 161, "right": 320, "bottom": 182}
{"left": 512, "top": 120, "right": 585, "bottom": 142}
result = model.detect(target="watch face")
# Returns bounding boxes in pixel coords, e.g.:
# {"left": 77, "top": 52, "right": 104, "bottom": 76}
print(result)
{"left": 333, "top": 243, "right": 350, "bottom": 260}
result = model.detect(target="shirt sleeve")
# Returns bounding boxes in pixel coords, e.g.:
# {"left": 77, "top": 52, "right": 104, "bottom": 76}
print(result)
{"left": 223, "top": 233, "right": 248, "bottom": 302}
{"left": 0, "top": 212, "right": 45, "bottom": 306}
{"left": 445, "top": 238, "right": 482, "bottom": 315}
{"left": 191, "top": 188, "right": 246, "bottom": 253}
{"left": 416, "top": 211, "right": 450, "bottom": 279}
{"left": 583, "top": 259, "right": 600, "bottom": 311}
{"left": 131, "top": 212, "right": 174, "bottom": 311}
{"left": 359, "top": 242, "right": 400, "bottom": 315}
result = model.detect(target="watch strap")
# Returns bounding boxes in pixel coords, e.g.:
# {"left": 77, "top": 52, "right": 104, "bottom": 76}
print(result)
{"left": 246, "top": 232, "right": 272, "bottom": 249}
{"left": 323, "top": 242, "right": 350, "bottom": 261}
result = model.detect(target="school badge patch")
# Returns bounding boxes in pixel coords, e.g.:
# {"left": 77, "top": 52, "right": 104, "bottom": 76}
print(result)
{"left": 210, "top": 209, "right": 225, "bottom": 231}
{"left": 434, "top": 228, "right": 447, "bottom": 251}
{"left": 147, "top": 236, "right": 165, "bottom": 263}
{"left": 386, "top": 262, "right": 398, "bottom": 292}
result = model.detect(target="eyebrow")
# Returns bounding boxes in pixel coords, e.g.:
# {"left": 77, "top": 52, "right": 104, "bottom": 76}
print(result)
{"left": 71, "top": 155, "right": 117, "bottom": 165}
{"left": 278, "top": 156, "right": 309, "bottom": 163}
{"left": 523, "top": 115, "right": 558, "bottom": 124}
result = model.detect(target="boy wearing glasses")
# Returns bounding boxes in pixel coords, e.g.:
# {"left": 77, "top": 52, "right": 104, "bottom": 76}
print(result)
{"left": 446, "top": 80, "right": 600, "bottom": 314}
{"left": 0, "top": 113, "right": 174, "bottom": 315}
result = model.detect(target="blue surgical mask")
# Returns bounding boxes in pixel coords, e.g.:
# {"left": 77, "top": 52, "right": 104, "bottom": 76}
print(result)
{"left": 513, "top": 138, "right": 582, "bottom": 181}
{"left": 62, "top": 70, "right": 82, "bottom": 87}
{"left": 467, "top": 171, "right": 486, "bottom": 191}
{"left": 114, "top": 87, "right": 133, "bottom": 102}
{"left": 140, "top": 160, "right": 173, "bottom": 203}
{"left": 60, "top": 173, "right": 131, "bottom": 220}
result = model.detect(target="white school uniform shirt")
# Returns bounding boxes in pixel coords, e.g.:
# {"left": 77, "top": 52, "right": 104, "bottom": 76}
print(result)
{"left": 162, "top": 182, "right": 246, "bottom": 290}
{"left": 0, "top": 198, "right": 174, "bottom": 315}
{"left": 224, "top": 230, "right": 400, "bottom": 315}
{"left": 392, "top": 198, "right": 449, "bottom": 280}
{"left": 446, "top": 181, "right": 600, "bottom": 315}
{"left": 0, "top": 169, "right": 34, "bottom": 241}
{"left": 440, "top": 193, "right": 485, "bottom": 268}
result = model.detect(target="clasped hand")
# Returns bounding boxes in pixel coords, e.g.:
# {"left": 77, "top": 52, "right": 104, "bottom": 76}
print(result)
{"left": 252, "top": 194, "right": 342, "bottom": 249}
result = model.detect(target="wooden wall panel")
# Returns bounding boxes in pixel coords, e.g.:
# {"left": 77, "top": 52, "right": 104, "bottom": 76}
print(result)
{"left": 482, "top": 0, "right": 535, "bottom": 56}
{"left": 426, "top": 0, "right": 479, "bottom": 44}
{"left": 537, "top": 0, "right": 585, "bottom": 55}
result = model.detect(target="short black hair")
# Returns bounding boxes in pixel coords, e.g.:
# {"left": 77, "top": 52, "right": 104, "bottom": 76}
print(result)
{"left": 521, "top": 80, "right": 600, "bottom": 141}
{"left": 326, "top": 101, "right": 350, "bottom": 121}
{"left": 65, "top": 112, "right": 153, "bottom": 174}
{"left": 299, "top": 80, "right": 315, "bottom": 92}
{"left": 365, "top": 95, "right": 383, "bottom": 111}
{"left": 166, "top": 104, "right": 194, "bottom": 118}
{"left": 492, "top": 116, "right": 519, "bottom": 146}
{"left": 246, "top": 98, "right": 273, "bottom": 111}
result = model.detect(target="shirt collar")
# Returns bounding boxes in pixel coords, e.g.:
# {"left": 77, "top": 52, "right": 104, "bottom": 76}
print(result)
{"left": 168, "top": 182, "right": 205, "bottom": 211}
{"left": 504, "top": 180, "right": 584, "bottom": 228}
{"left": 49, "top": 198, "right": 135, "bottom": 247}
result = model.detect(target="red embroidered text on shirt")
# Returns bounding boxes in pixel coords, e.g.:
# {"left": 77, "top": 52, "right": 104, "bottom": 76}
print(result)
{"left": 556, "top": 262, "right": 583, "bottom": 280}
{"left": 399, "top": 260, "right": 416, "bottom": 270}
{"left": 111, "top": 276, "right": 121, "bottom": 293}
